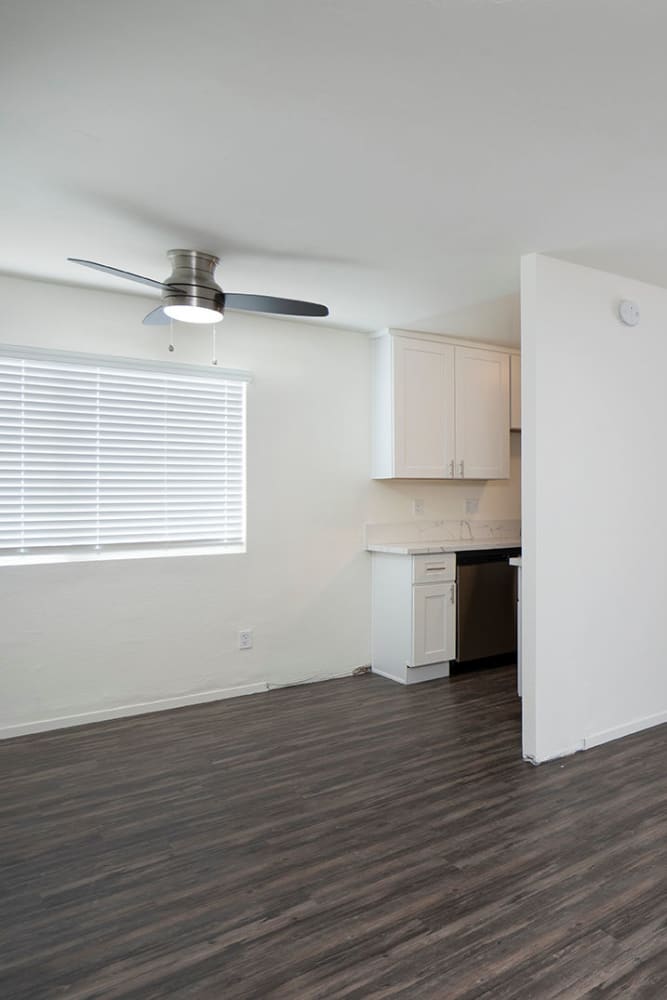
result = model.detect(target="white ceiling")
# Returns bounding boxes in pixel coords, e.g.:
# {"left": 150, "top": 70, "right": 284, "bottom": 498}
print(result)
{"left": 2, "top": 0, "right": 667, "bottom": 340}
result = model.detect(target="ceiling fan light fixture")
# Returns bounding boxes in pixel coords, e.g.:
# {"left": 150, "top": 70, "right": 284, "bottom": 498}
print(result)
{"left": 68, "top": 248, "right": 330, "bottom": 326}
{"left": 163, "top": 303, "right": 224, "bottom": 324}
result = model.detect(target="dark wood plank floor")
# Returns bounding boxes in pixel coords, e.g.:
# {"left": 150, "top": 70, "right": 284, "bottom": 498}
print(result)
{"left": 2, "top": 666, "right": 667, "bottom": 999}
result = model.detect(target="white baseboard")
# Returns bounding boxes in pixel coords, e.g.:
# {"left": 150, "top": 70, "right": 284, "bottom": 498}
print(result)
{"left": 371, "top": 666, "right": 408, "bottom": 685}
{"left": 372, "top": 662, "right": 450, "bottom": 685}
{"left": 523, "top": 741, "right": 585, "bottom": 765}
{"left": 527, "top": 709, "right": 667, "bottom": 763}
{"left": 267, "top": 667, "right": 357, "bottom": 690}
{"left": 583, "top": 708, "right": 667, "bottom": 751}
{"left": 405, "top": 662, "right": 450, "bottom": 684}
{"left": 0, "top": 683, "right": 268, "bottom": 740}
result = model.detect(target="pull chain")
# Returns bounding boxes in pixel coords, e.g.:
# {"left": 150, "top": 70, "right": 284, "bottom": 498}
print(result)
{"left": 211, "top": 323, "right": 218, "bottom": 366}
{"left": 169, "top": 318, "right": 175, "bottom": 353}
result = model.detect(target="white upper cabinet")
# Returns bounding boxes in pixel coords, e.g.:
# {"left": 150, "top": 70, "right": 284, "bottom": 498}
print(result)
{"left": 455, "top": 346, "right": 510, "bottom": 480}
{"left": 372, "top": 331, "right": 511, "bottom": 480}
{"left": 394, "top": 337, "right": 455, "bottom": 478}
{"left": 510, "top": 352, "right": 521, "bottom": 431}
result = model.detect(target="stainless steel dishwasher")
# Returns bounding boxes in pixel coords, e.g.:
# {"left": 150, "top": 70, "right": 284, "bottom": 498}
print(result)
{"left": 456, "top": 548, "right": 520, "bottom": 662}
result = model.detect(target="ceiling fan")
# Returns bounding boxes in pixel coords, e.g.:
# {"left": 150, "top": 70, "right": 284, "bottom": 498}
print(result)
{"left": 68, "top": 249, "right": 329, "bottom": 325}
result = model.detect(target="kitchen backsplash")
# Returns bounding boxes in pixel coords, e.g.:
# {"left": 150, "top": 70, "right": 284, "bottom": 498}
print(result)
{"left": 364, "top": 518, "right": 521, "bottom": 547}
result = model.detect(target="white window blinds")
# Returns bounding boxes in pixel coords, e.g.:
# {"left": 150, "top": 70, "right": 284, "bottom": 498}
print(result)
{"left": 0, "top": 346, "right": 249, "bottom": 559}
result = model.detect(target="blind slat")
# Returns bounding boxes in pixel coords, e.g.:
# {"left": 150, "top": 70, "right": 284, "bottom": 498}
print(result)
{"left": 0, "top": 348, "right": 247, "bottom": 556}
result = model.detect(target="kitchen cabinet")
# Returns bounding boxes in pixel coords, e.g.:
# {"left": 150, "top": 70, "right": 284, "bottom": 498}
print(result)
{"left": 372, "top": 331, "right": 510, "bottom": 479}
{"left": 510, "top": 352, "right": 521, "bottom": 431}
{"left": 371, "top": 552, "right": 456, "bottom": 685}
{"left": 455, "top": 346, "right": 511, "bottom": 479}
{"left": 413, "top": 582, "right": 457, "bottom": 665}
{"left": 393, "top": 336, "right": 455, "bottom": 478}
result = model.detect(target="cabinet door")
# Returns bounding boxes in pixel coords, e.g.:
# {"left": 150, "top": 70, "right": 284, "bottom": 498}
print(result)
{"left": 455, "top": 347, "right": 510, "bottom": 479}
{"left": 394, "top": 338, "right": 455, "bottom": 478}
{"left": 411, "top": 583, "right": 456, "bottom": 666}
{"left": 510, "top": 353, "right": 521, "bottom": 431}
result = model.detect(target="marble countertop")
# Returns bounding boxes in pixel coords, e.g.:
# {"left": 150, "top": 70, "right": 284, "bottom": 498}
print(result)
{"left": 368, "top": 539, "right": 522, "bottom": 555}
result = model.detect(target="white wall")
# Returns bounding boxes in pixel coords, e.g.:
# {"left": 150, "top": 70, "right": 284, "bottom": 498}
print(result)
{"left": 0, "top": 275, "right": 521, "bottom": 736}
{"left": 0, "top": 275, "right": 376, "bottom": 735}
{"left": 368, "top": 435, "right": 521, "bottom": 525}
{"left": 521, "top": 254, "right": 667, "bottom": 762}
{"left": 410, "top": 293, "right": 521, "bottom": 348}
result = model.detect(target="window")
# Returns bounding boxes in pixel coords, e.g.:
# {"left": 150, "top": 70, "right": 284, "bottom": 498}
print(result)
{"left": 0, "top": 345, "right": 250, "bottom": 563}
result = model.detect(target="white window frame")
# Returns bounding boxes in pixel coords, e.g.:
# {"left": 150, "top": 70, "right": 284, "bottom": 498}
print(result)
{"left": 0, "top": 344, "right": 251, "bottom": 566}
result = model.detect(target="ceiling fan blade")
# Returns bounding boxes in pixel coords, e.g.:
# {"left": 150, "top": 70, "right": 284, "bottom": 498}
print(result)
{"left": 225, "top": 293, "right": 329, "bottom": 318}
{"left": 142, "top": 306, "right": 170, "bottom": 325}
{"left": 68, "top": 257, "right": 166, "bottom": 291}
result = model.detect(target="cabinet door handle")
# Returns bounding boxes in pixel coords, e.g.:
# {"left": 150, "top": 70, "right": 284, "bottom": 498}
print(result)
{"left": 449, "top": 459, "right": 454, "bottom": 478}
{"left": 450, "top": 584, "right": 456, "bottom": 604}
{"left": 458, "top": 460, "right": 465, "bottom": 478}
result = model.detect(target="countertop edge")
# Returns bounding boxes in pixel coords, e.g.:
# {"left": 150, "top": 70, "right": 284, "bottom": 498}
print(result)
{"left": 368, "top": 540, "right": 522, "bottom": 555}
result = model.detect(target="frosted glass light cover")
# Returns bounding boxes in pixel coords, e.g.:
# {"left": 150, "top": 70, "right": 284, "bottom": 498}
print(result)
{"left": 163, "top": 304, "right": 223, "bottom": 324}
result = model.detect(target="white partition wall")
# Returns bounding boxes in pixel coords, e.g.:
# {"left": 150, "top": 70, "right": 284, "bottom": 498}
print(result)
{"left": 521, "top": 254, "right": 667, "bottom": 762}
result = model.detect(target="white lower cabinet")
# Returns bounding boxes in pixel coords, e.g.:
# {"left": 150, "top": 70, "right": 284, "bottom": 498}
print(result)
{"left": 412, "top": 582, "right": 457, "bottom": 666}
{"left": 371, "top": 552, "right": 457, "bottom": 685}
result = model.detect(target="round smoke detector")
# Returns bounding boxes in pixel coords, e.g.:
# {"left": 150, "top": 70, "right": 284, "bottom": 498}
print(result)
{"left": 618, "top": 300, "right": 640, "bottom": 327}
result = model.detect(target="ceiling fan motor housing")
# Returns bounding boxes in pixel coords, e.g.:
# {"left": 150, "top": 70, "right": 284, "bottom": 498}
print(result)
{"left": 162, "top": 249, "right": 225, "bottom": 314}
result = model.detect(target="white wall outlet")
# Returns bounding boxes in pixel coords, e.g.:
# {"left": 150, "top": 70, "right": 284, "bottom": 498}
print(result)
{"left": 239, "top": 629, "right": 253, "bottom": 650}
{"left": 413, "top": 498, "right": 425, "bottom": 516}
{"left": 465, "top": 497, "right": 479, "bottom": 516}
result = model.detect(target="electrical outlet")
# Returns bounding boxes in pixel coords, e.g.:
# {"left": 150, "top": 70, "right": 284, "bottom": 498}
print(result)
{"left": 239, "top": 629, "right": 253, "bottom": 650}
{"left": 465, "top": 497, "right": 479, "bottom": 516}
{"left": 413, "top": 498, "right": 425, "bottom": 516}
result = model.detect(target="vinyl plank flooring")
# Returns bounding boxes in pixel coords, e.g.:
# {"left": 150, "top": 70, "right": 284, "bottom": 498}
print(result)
{"left": 2, "top": 666, "right": 667, "bottom": 998}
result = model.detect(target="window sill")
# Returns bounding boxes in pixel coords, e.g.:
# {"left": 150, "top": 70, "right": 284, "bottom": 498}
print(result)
{"left": 0, "top": 545, "right": 246, "bottom": 567}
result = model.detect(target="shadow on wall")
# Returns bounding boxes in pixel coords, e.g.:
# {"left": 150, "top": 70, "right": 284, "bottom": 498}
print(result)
{"left": 405, "top": 293, "right": 520, "bottom": 348}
